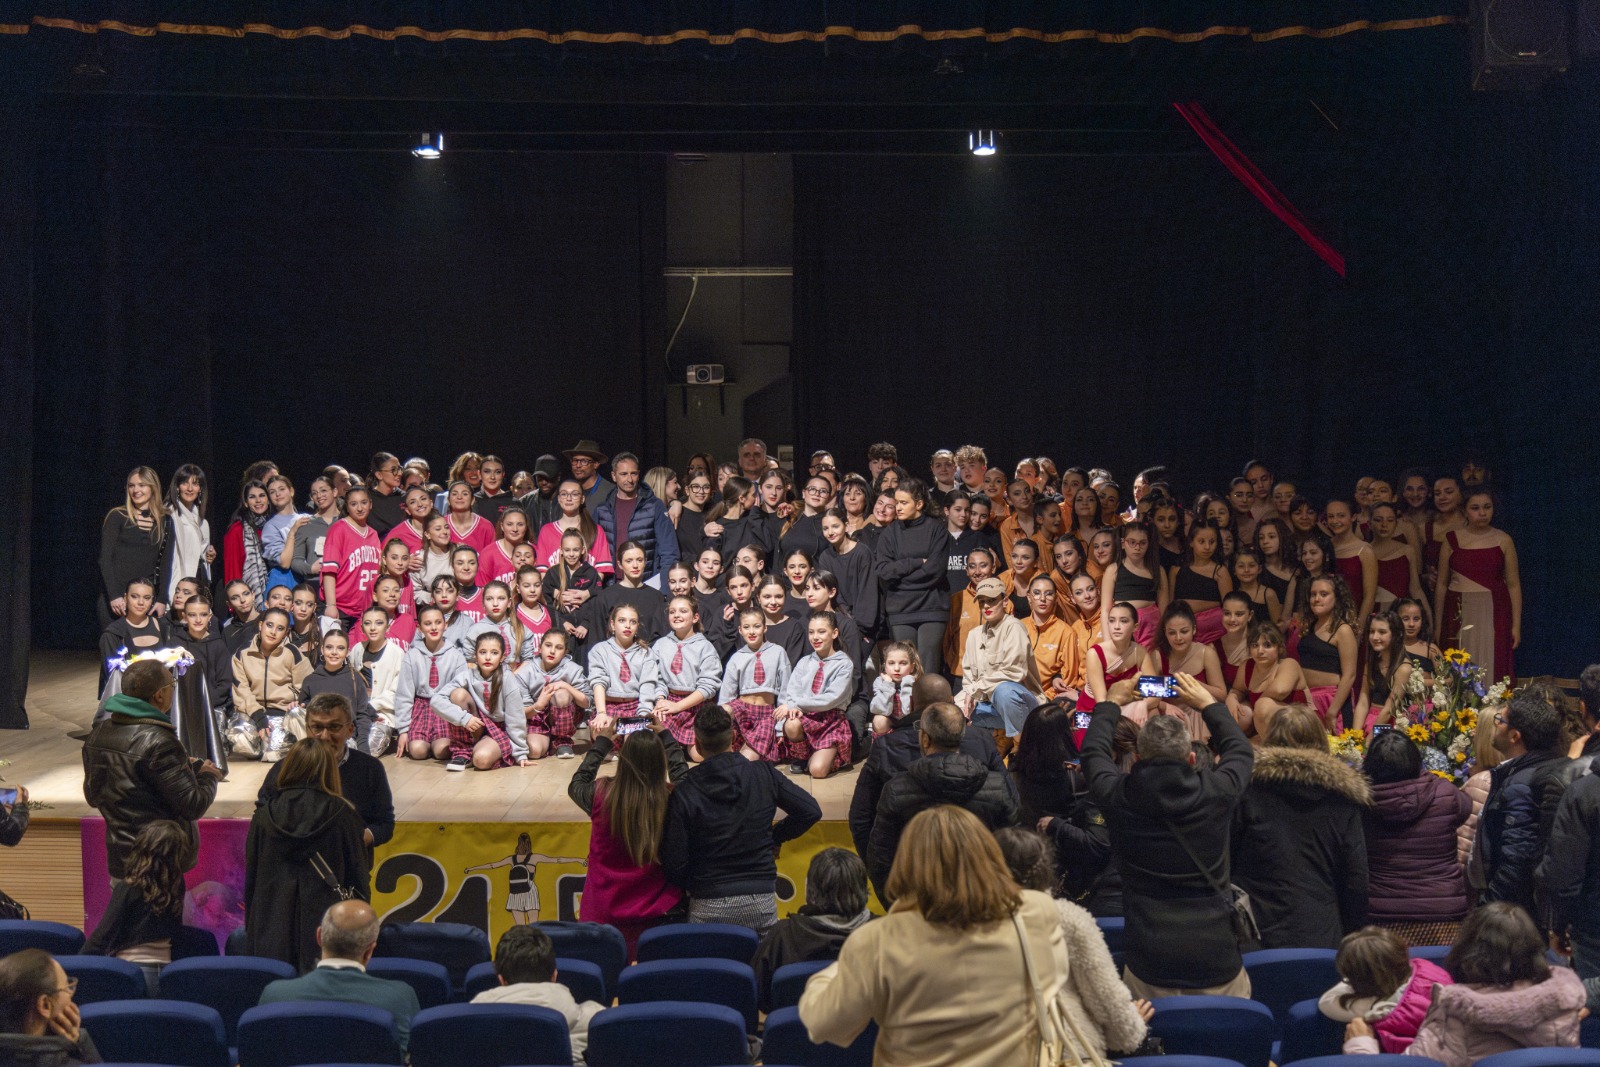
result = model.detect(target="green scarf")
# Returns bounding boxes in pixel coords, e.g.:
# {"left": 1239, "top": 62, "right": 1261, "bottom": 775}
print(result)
{"left": 105, "top": 692, "right": 170, "bottom": 723}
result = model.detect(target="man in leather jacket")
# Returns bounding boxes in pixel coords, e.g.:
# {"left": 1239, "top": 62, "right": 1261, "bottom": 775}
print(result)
{"left": 82, "top": 660, "right": 222, "bottom": 880}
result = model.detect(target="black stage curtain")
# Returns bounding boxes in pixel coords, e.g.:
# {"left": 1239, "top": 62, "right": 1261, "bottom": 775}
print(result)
{"left": 30, "top": 114, "right": 663, "bottom": 654}
{"left": 794, "top": 82, "right": 1600, "bottom": 677}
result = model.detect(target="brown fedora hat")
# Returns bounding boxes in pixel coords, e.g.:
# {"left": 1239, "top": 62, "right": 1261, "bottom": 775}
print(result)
{"left": 562, "top": 440, "right": 609, "bottom": 464}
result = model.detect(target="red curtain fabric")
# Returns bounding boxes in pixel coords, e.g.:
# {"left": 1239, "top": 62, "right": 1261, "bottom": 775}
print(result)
{"left": 1174, "top": 101, "right": 1346, "bottom": 277}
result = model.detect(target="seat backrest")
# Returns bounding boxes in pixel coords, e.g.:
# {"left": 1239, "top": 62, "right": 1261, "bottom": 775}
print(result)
{"left": 1277, "top": 998, "right": 1346, "bottom": 1064}
{"left": 616, "top": 958, "right": 757, "bottom": 1031}
{"left": 1295, "top": 1056, "right": 1449, "bottom": 1067}
{"left": 58, "top": 956, "right": 148, "bottom": 1003}
{"left": 408, "top": 1002, "right": 573, "bottom": 1067}
{"left": 770, "top": 960, "right": 831, "bottom": 1011}
{"left": 1149, "top": 995, "right": 1277, "bottom": 1067}
{"left": 365, "top": 957, "right": 454, "bottom": 1010}
{"left": 1475, "top": 1052, "right": 1600, "bottom": 1067}
{"left": 1241, "top": 949, "right": 1341, "bottom": 1025}
{"left": 237, "top": 1000, "right": 402, "bottom": 1067}
{"left": 373, "top": 922, "right": 490, "bottom": 991}
{"left": 763, "top": 1005, "right": 878, "bottom": 1067}
{"left": 158, "top": 956, "right": 299, "bottom": 1045}
{"left": 1407, "top": 945, "right": 1451, "bottom": 963}
{"left": 537, "top": 921, "right": 629, "bottom": 991}
{"left": 224, "top": 926, "right": 249, "bottom": 956}
{"left": 0, "top": 919, "right": 86, "bottom": 956}
{"left": 171, "top": 924, "right": 222, "bottom": 959}
{"left": 79, "top": 999, "right": 229, "bottom": 1067}
{"left": 1096, "top": 916, "right": 1128, "bottom": 955}
{"left": 636, "top": 922, "right": 759, "bottom": 964}
{"left": 584, "top": 1002, "right": 749, "bottom": 1067}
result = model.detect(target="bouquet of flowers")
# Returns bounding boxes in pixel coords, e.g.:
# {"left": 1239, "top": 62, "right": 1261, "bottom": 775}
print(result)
{"left": 1329, "top": 728, "right": 1368, "bottom": 770}
{"left": 1398, "top": 646, "right": 1511, "bottom": 786}
{"left": 105, "top": 645, "right": 195, "bottom": 677}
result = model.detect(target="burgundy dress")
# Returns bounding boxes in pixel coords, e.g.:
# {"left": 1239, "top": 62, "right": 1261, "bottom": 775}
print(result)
{"left": 1440, "top": 531, "right": 1514, "bottom": 680}
{"left": 1376, "top": 554, "right": 1411, "bottom": 603}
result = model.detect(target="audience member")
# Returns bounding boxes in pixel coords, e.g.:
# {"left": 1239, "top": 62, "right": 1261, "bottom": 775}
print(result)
{"left": 0, "top": 786, "right": 27, "bottom": 849}
{"left": 994, "top": 827, "right": 1151, "bottom": 1056}
{"left": 82, "top": 659, "right": 221, "bottom": 881}
{"left": 1232, "top": 704, "right": 1370, "bottom": 949}
{"left": 1319, "top": 925, "right": 1453, "bottom": 1053}
{"left": 660, "top": 704, "right": 821, "bottom": 933}
{"left": 245, "top": 739, "right": 372, "bottom": 971}
{"left": 83, "top": 820, "right": 189, "bottom": 994}
{"left": 258, "top": 901, "right": 420, "bottom": 1052}
{"left": 470, "top": 925, "right": 602, "bottom": 1065}
{"left": 1458, "top": 708, "right": 1506, "bottom": 866}
{"left": 258, "top": 693, "right": 395, "bottom": 850}
{"left": 0, "top": 949, "right": 99, "bottom": 1067}
{"left": 800, "top": 806, "right": 1068, "bottom": 1067}
{"left": 1537, "top": 724, "right": 1600, "bottom": 979}
{"left": 1362, "top": 731, "right": 1472, "bottom": 945}
{"left": 567, "top": 713, "right": 689, "bottom": 956}
{"left": 1342, "top": 903, "right": 1585, "bottom": 1066}
{"left": 751, "top": 848, "right": 872, "bottom": 1014}
{"left": 1082, "top": 671, "right": 1254, "bottom": 998}
{"left": 1017, "top": 704, "right": 1119, "bottom": 915}
{"left": 1471, "top": 692, "right": 1567, "bottom": 914}
{"left": 847, "top": 674, "right": 1004, "bottom": 865}
{"left": 865, "top": 702, "right": 1018, "bottom": 902}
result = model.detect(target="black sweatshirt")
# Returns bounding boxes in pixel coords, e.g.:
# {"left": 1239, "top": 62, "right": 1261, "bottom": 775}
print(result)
{"left": 873, "top": 516, "right": 953, "bottom": 626}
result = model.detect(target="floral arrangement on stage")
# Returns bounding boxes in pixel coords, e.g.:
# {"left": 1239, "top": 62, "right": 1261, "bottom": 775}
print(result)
{"left": 1329, "top": 728, "right": 1367, "bottom": 770}
{"left": 1397, "top": 645, "right": 1510, "bottom": 786}
{"left": 105, "top": 645, "right": 196, "bottom": 677}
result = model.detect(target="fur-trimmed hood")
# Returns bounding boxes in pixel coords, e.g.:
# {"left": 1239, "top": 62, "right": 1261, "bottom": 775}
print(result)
{"left": 1250, "top": 746, "right": 1373, "bottom": 806}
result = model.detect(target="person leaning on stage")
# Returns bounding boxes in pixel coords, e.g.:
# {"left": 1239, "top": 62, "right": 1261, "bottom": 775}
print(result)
{"left": 847, "top": 673, "right": 1006, "bottom": 865}
{"left": 258, "top": 693, "right": 395, "bottom": 850}
{"left": 82, "top": 659, "right": 222, "bottom": 881}
{"left": 0, "top": 948, "right": 101, "bottom": 1067}
{"left": 1080, "top": 670, "right": 1256, "bottom": 999}
{"left": 660, "top": 703, "right": 822, "bottom": 935}
{"left": 258, "top": 900, "right": 420, "bottom": 1052}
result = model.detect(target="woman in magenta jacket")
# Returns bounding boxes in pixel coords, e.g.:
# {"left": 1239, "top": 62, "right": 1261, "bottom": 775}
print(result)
{"left": 1361, "top": 731, "right": 1473, "bottom": 945}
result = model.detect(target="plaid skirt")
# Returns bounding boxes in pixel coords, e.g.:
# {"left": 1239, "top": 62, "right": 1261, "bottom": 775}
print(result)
{"left": 407, "top": 697, "right": 453, "bottom": 745}
{"left": 782, "top": 709, "right": 853, "bottom": 767}
{"left": 662, "top": 690, "right": 699, "bottom": 747}
{"left": 727, "top": 697, "right": 777, "bottom": 760}
{"left": 440, "top": 713, "right": 517, "bottom": 767}
{"left": 527, "top": 696, "right": 589, "bottom": 744}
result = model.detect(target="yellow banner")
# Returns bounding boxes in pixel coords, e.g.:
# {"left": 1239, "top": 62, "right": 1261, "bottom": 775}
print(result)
{"left": 371, "top": 821, "right": 867, "bottom": 947}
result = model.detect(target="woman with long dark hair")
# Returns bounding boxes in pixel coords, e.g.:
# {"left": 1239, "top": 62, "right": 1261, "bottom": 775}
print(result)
{"left": 222, "top": 479, "right": 271, "bottom": 610}
{"left": 159, "top": 464, "right": 214, "bottom": 606}
{"left": 568, "top": 712, "right": 688, "bottom": 957}
{"left": 1434, "top": 488, "right": 1520, "bottom": 681}
{"left": 85, "top": 820, "right": 192, "bottom": 993}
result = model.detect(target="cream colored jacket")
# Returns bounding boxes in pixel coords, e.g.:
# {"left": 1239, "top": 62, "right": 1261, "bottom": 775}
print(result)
{"left": 799, "top": 890, "right": 1068, "bottom": 1067}
{"left": 960, "top": 614, "right": 1043, "bottom": 704}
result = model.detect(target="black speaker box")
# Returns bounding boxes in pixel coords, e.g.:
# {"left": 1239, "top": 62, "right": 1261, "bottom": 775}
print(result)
{"left": 1471, "top": 0, "right": 1569, "bottom": 90}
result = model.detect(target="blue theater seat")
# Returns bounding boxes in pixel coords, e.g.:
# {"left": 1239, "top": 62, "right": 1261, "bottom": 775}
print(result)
{"left": 0, "top": 919, "right": 86, "bottom": 956}
{"left": 1149, "top": 995, "right": 1277, "bottom": 1067}
{"left": 80, "top": 999, "right": 229, "bottom": 1067}
{"left": 616, "top": 958, "right": 758, "bottom": 1032}
{"left": 364, "top": 957, "right": 453, "bottom": 1010}
{"left": 585, "top": 1002, "right": 749, "bottom": 1067}
{"left": 158, "top": 955, "right": 297, "bottom": 1047}
{"left": 636, "top": 922, "right": 759, "bottom": 964}
{"left": 57, "top": 956, "right": 147, "bottom": 1003}
{"left": 762, "top": 1005, "right": 877, "bottom": 1066}
{"left": 408, "top": 1002, "right": 573, "bottom": 1067}
{"left": 237, "top": 1000, "right": 403, "bottom": 1067}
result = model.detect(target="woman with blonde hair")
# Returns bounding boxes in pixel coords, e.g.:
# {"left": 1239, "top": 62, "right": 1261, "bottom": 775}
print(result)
{"left": 800, "top": 805, "right": 1071, "bottom": 1067}
{"left": 244, "top": 738, "right": 369, "bottom": 970}
{"left": 100, "top": 465, "right": 168, "bottom": 627}
{"left": 1457, "top": 706, "right": 1507, "bottom": 866}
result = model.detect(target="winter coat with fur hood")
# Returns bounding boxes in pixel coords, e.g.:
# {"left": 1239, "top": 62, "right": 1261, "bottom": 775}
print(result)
{"left": 1344, "top": 965, "right": 1585, "bottom": 1067}
{"left": 1231, "top": 745, "right": 1372, "bottom": 949}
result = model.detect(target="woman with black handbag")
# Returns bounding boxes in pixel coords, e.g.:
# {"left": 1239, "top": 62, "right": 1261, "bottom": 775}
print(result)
{"left": 244, "top": 739, "right": 370, "bottom": 971}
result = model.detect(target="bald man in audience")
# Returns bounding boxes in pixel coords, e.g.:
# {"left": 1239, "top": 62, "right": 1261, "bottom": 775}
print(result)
{"left": 847, "top": 673, "right": 1014, "bottom": 863}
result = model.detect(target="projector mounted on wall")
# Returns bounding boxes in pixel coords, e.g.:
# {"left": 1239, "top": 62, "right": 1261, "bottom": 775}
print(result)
{"left": 686, "top": 364, "right": 725, "bottom": 385}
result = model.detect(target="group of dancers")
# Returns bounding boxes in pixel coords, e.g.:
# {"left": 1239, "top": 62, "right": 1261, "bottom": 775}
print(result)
{"left": 95, "top": 442, "right": 1522, "bottom": 775}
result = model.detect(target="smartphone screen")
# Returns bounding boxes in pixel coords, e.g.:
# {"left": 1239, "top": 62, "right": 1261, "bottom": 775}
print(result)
{"left": 0, "top": 788, "right": 17, "bottom": 807}
{"left": 1137, "top": 675, "right": 1179, "bottom": 699}
{"left": 1371, "top": 723, "right": 1395, "bottom": 735}
{"left": 615, "top": 716, "right": 650, "bottom": 737}
{"left": 1072, "top": 711, "right": 1092, "bottom": 731}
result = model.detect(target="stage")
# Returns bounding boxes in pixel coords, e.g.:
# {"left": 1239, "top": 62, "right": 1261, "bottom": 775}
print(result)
{"left": 0, "top": 652, "right": 862, "bottom": 930}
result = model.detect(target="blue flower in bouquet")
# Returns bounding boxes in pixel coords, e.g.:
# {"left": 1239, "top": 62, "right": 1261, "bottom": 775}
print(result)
{"left": 1473, "top": 681, "right": 1486, "bottom": 698}
{"left": 1421, "top": 747, "right": 1451, "bottom": 775}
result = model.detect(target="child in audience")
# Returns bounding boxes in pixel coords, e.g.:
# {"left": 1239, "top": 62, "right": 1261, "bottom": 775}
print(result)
{"left": 300, "top": 628, "right": 376, "bottom": 751}
{"left": 651, "top": 595, "right": 721, "bottom": 760}
{"left": 396, "top": 604, "right": 467, "bottom": 762}
{"left": 751, "top": 848, "right": 872, "bottom": 1014}
{"left": 430, "top": 631, "right": 534, "bottom": 771}
{"left": 1320, "top": 925, "right": 1452, "bottom": 1053}
{"left": 588, "top": 604, "right": 664, "bottom": 752}
{"left": 870, "top": 641, "right": 921, "bottom": 736}
{"left": 470, "top": 926, "right": 603, "bottom": 1062}
{"left": 718, "top": 606, "right": 786, "bottom": 761}
{"left": 523, "top": 629, "right": 592, "bottom": 760}
{"left": 352, "top": 603, "right": 404, "bottom": 753}
{"left": 777, "top": 610, "right": 855, "bottom": 778}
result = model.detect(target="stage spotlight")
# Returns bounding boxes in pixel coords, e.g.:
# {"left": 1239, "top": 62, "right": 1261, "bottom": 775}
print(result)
{"left": 969, "top": 130, "right": 997, "bottom": 156}
{"left": 412, "top": 132, "right": 444, "bottom": 159}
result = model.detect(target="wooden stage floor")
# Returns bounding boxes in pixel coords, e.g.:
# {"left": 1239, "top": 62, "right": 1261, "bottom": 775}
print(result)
{"left": 6, "top": 652, "right": 859, "bottom": 824}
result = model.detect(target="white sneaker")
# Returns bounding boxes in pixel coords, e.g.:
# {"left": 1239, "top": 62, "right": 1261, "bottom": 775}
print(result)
{"left": 446, "top": 755, "right": 470, "bottom": 772}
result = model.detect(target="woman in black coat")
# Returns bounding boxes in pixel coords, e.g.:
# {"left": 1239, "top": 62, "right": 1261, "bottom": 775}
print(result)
{"left": 873, "top": 477, "right": 952, "bottom": 675}
{"left": 99, "top": 467, "right": 168, "bottom": 629}
{"left": 1230, "top": 705, "right": 1371, "bottom": 949}
{"left": 244, "top": 739, "right": 370, "bottom": 972}
{"left": 1013, "top": 703, "right": 1121, "bottom": 916}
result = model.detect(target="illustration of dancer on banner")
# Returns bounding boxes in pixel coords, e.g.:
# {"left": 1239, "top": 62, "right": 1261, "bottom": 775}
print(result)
{"left": 466, "top": 832, "right": 586, "bottom": 924}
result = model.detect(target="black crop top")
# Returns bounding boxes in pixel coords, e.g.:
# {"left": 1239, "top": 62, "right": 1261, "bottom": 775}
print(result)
{"left": 1298, "top": 626, "right": 1344, "bottom": 675}
{"left": 1112, "top": 566, "right": 1157, "bottom": 603}
{"left": 1172, "top": 566, "right": 1223, "bottom": 605}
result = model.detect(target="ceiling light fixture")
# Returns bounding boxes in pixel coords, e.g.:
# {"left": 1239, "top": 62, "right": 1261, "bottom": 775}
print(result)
{"left": 969, "top": 130, "right": 997, "bottom": 156}
{"left": 412, "top": 132, "right": 444, "bottom": 159}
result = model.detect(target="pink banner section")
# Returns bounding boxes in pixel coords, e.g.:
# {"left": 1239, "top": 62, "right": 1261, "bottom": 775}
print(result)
{"left": 81, "top": 817, "right": 250, "bottom": 952}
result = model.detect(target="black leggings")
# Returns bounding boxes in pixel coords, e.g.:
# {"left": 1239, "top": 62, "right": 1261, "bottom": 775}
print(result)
{"left": 892, "top": 622, "right": 948, "bottom": 677}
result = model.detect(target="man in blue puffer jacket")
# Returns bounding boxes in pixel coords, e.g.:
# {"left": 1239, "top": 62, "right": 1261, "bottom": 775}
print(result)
{"left": 593, "top": 453, "right": 679, "bottom": 583}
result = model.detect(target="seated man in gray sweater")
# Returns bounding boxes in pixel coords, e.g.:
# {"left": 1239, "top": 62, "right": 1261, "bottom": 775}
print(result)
{"left": 471, "top": 925, "right": 603, "bottom": 1066}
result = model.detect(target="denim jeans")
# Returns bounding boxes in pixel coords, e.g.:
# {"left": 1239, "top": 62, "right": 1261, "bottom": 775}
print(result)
{"left": 969, "top": 681, "right": 1038, "bottom": 737}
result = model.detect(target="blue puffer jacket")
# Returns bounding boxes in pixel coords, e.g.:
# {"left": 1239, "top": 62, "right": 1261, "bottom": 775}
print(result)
{"left": 593, "top": 485, "right": 679, "bottom": 579}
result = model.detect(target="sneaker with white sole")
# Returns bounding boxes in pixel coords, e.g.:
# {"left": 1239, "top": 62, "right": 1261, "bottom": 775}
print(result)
{"left": 446, "top": 755, "right": 470, "bottom": 771}
{"left": 555, "top": 745, "right": 575, "bottom": 759}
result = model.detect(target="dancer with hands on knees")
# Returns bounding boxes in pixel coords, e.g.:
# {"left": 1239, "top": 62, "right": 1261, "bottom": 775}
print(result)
{"left": 651, "top": 595, "right": 722, "bottom": 760}
{"left": 718, "top": 607, "right": 788, "bottom": 761}
{"left": 427, "top": 632, "right": 534, "bottom": 770}
{"left": 522, "top": 629, "right": 593, "bottom": 760}
{"left": 588, "top": 604, "right": 665, "bottom": 752}
{"left": 776, "top": 611, "right": 857, "bottom": 779}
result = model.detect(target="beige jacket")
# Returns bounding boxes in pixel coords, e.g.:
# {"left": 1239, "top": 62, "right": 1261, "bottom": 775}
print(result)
{"left": 231, "top": 639, "right": 313, "bottom": 720}
{"left": 961, "top": 614, "right": 1043, "bottom": 703}
{"left": 1457, "top": 768, "right": 1492, "bottom": 867}
{"left": 799, "top": 890, "right": 1067, "bottom": 1067}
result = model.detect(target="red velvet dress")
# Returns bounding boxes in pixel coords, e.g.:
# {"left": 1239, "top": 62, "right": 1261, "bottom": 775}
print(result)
{"left": 1440, "top": 531, "right": 1514, "bottom": 680}
{"left": 1376, "top": 554, "right": 1411, "bottom": 603}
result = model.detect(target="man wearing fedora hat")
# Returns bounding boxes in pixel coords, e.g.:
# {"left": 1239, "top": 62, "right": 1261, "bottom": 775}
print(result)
{"left": 563, "top": 440, "right": 615, "bottom": 509}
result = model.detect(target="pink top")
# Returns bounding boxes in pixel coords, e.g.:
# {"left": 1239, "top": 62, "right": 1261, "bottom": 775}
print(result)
{"left": 390, "top": 519, "right": 426, "bottom": 555}
{"left": 533, "top": 522, "right": 614, "bottom": 578}
{"left": 479, "top": 540, "right": 521, "bottom": 587}
{"left": 580, "top": 778, "right": 684, "bottom": 934}
{"left": 320, "top": 519, "right": 382, "bottom": 618}
{"left": 446, "top": 513, "right": 496, "bottom": 555}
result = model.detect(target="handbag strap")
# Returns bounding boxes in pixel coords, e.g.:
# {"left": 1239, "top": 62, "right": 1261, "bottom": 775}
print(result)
{"left": 1012, "top": 910, "right": 1110, "bottom": 1067}
{"left": 309, "top": 851, "right": 354, "bottom": 900}
{"left": 1162, "top": 817, "right": 1231, "bottom": 896}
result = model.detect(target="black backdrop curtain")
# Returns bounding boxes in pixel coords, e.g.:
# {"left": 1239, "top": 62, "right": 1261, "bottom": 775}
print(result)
{"left": 30, "top": 109, "right": 665, "bottom": 652}
{"left": 794, "top": 82, "right": 1600, "bottom": 678}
